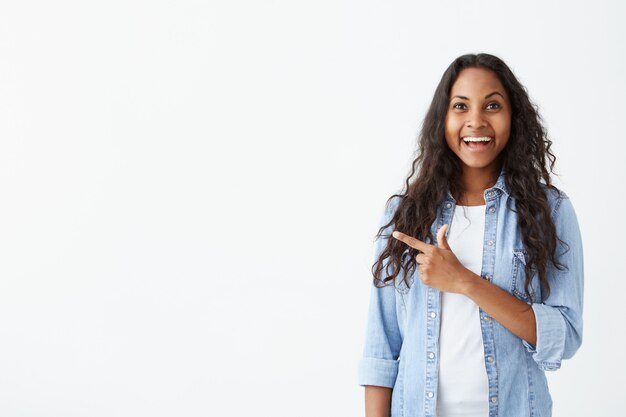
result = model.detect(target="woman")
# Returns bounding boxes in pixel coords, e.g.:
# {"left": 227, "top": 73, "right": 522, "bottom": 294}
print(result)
{"left": 358, "top": 53, "right": 584, "bottom": 417}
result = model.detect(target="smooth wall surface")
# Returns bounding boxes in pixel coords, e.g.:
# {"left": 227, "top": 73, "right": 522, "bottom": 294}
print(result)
{"left": 0, "top": 1, "right": 623, "bottom": 416}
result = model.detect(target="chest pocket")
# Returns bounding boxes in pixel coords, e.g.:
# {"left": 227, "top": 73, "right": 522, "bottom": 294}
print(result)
{"left": 510, "top": 249, "right": 542, "bottom": 303}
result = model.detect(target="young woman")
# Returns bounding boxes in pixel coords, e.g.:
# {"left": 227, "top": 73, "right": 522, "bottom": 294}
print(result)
{"left": 358, "top": 53, "right": 584, "bottom": 417}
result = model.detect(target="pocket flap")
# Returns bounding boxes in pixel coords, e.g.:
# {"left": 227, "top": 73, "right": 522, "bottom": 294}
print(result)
{"left": 513, "top": 249, "right": 527, "bottom": 265}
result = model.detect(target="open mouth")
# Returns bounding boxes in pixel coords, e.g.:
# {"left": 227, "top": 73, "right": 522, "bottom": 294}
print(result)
{"left": 462, "top": 136, "right": 493, "bottom": 152}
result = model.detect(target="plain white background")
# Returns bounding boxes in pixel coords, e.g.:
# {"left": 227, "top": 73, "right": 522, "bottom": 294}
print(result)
{"left": 0, "top": 0, "right": 624, "bottom": 416}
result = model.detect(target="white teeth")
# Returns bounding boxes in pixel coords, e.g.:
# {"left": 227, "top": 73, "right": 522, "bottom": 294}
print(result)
{"left": 463, "top": 136, "right": 493, "bottom": 142}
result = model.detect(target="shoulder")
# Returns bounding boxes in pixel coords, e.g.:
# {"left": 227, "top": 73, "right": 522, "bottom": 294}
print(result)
{"left": 382, "top": 194, "right": 404, "bottom": 219}
{"left": 539, "top": 183, "right": 569, "bottom": 217}
{"left": 538, "top": 183, "right": 580, "bottom": 228}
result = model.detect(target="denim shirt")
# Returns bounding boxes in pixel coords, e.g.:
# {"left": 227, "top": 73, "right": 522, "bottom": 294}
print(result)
{"left": 358, "top": 168, "right": 584, "bottom": 417}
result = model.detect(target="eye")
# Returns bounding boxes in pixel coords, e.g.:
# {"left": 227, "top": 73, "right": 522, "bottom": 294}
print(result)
{"left": 452, "top": 102, "right": 467, "bottom": 110}
{"left": 486, "top": 102, "right": 501, "bottom": 110}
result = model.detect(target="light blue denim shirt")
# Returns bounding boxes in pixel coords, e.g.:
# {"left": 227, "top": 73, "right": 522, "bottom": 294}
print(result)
{"left": 358, "top": 168, "right": 584, "bottom": 417}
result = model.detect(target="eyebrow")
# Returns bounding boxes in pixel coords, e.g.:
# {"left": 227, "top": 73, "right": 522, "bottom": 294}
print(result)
{"left": 450, "top": 91, "right": 505, "bottom": 101}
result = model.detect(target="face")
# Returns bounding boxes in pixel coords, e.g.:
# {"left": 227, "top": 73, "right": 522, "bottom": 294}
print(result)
{"left": 444, "top": 67, "right": 512, "bottom": 172}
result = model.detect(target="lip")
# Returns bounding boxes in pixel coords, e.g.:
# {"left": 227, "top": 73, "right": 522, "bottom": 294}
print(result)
{"left": 462, "top": 131, "right": 494, "bottom": 139}
{"left": 461, "top": 135, "right": 494, "bottom": 140}
{"left": 461, "top": 137, "right": 495, "bottom": 153}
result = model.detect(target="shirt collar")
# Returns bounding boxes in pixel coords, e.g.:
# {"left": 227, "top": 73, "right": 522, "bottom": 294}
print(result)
{"left": 492, "top": 166, "right": 510, "bottom": 196}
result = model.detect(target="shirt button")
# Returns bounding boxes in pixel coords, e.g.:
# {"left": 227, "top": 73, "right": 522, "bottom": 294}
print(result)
{"left": 483, "top": 274, "right": 491, "bottom": 281}
{"left": 427, "top": 391, "right": 434, "bottom": 398}
{"left": 430, "top": 311, "right": 437, "bottom": 318}
{"left": 487, "top": 356, "right": 494, "bottom": 363}
{"left": 491, "top": 396, "right": 498, "bottom": 404}
{"left": 487, "top": 240, "right": 494, "bottom": 246}
{"left": 428, "top": 352, "right": 435, "bottom": 359}
{"left": 488, "top": 191, "right": 494, "bottom": 197}
{"left": 483, "top": 315, "right": 491, "bottom": 321}
{"left": 445, "top": 203, "right": 452, "bottom": 208}
{"left": 489, "top": 206, "right": 495, "bottom": 213}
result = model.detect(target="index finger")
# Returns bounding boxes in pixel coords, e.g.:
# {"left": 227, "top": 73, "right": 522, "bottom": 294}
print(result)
{"left": 391, "top": 230, "right": 433, "bottom": 253}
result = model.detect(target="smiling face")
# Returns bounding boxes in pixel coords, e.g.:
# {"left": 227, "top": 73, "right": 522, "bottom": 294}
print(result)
{"left": 444, "top": 67, "right": 512, "bottom": 173}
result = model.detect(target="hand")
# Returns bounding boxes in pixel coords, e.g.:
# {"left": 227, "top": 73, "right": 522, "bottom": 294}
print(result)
{"left": 391, "top": 225, "right": 477, "bottom": 294}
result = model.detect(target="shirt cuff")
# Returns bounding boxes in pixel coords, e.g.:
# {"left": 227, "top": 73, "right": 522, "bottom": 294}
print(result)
{"left": 357, "top": 357, "right": 399, "bottom": 388}
{"left": 522, "top": 302, "right": 566, "bottom": 371}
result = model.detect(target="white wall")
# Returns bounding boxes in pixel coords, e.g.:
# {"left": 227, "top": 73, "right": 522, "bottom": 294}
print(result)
{"left": 0, "top": 0, "right": 623, "bottom": 415}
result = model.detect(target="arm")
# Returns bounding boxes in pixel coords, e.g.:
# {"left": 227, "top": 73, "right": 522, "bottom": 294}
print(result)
{"left": 519, "top": 194, "right": 584, "bottom": 370}
{"left": 386, "top": 191, "right": 583, "bottom": 373}
{"left": 358, "top": 198, "right": 402, "bottom": 405}
{"left": 462, "top": 271, "right": 538, "bottom": 346}
{"left": 365, "top": 386, "right": 392, "bottom": 417}
{"left": 462, "top": 193, "right": 584, "bottom": 371}
{"left": 358, "top": 278, "right": 402, "bottom": 387}
{"left": 392, "top": 218, "right": 538, "bottom": 347}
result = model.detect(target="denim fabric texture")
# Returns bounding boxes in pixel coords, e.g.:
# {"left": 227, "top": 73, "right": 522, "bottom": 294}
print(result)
{"left": 358, "top": 167, "right": 584, "bottom": 417}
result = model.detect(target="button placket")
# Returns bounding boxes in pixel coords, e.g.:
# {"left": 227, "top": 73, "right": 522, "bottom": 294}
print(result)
{"left": 423, "top": 202, "right": 452, "bottom": 414}
{"left": 479, "top": 191, "right": 498, "bottom": 414}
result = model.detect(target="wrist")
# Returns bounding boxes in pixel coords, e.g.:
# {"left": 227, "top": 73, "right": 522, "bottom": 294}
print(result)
{"left": 459, "top": 269, "right": 481, "bottom": 296}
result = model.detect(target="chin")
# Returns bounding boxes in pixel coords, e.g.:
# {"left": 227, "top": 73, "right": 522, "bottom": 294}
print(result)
{"left": 459, "top": 158, "right": 498, "bottom": 169}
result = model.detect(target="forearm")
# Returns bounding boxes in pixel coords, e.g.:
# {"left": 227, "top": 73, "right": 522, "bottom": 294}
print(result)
{"left": 461, "top": 270, "right": 537, "bottom": 346}
{"left": 364, "top": 385, "right": 392, "bottom": 417}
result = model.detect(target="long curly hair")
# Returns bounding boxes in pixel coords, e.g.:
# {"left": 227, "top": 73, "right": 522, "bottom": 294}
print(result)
{"left": 371, "top": 53, "right": 568, "bottom": 304}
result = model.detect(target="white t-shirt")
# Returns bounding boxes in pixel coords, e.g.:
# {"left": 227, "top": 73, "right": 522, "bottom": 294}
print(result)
{"left": 436, "top": 204, "right": 490, "bottom": 417}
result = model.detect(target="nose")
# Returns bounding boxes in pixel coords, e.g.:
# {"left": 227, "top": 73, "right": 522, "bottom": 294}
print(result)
{"left": 465, "top": 107, "right": 487, "bottom": 129}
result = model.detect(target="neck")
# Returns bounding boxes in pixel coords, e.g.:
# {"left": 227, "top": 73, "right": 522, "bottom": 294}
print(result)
{"left": 456, "top": 163, "right": 501, "bottom": 205}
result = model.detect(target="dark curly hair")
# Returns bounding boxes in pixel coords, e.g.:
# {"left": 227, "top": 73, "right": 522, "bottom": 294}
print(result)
{"left": 371, "top": 52, "right": 568, "bottom": 305}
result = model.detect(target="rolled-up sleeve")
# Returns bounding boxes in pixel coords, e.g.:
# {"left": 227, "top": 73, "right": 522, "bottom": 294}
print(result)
{"left": 522, "top": 193, "right": 584, "bottom": 371}
{"left": 358, "top": 198, "right": 403, "bottom": 387}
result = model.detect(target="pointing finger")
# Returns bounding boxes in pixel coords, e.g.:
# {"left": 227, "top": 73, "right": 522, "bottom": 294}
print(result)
{"left": 392, "top": 230, "right": 433, "bottom": 253}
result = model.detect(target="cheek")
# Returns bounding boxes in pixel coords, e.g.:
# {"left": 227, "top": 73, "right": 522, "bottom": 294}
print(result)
{"left": 444, "top": 115, "right": 461, "bottom": 140}
{"left": 499, "top": 127, "right": 511, "bottom": 145}
{"left": 496, "top": 124, "right": 511, "bottom": 149}
{"left": 496, "top": 113, "right": 512, "bottom": 136}
{"left": 444, "top": 130, "right": 457, "bottom": 149}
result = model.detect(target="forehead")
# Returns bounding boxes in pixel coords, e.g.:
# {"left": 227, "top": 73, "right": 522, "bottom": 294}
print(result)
{"left": 450, "top": 67, "right": 507, "bottom": 97}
